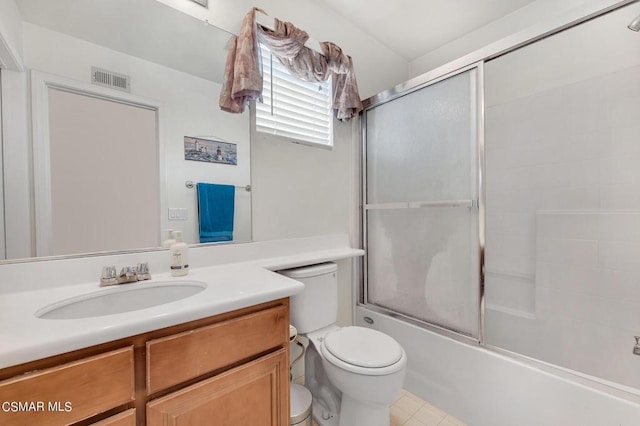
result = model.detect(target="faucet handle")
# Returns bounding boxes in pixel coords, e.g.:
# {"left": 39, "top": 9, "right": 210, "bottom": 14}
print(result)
{"left": 117, "top": 266, "right": 138, "bottom": 284}
{"left": 100, "top": 265, "right": 118, "bottom": 286}
{"left": 136, "top": 262, "right": 151, "bottom": 281}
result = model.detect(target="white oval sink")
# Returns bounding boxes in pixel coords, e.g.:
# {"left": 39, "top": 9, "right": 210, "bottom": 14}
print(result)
{"left": 36, "top": 281, "right": 207, "bottom": 320}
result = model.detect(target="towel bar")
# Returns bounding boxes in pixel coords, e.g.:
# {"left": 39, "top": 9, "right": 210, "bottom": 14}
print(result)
{"left": 185, "top": 180, "right": 251, "bottom": 192}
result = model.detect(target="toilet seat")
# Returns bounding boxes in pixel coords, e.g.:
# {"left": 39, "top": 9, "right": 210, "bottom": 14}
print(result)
{"left": 324, "top": 326, "right": 403, "bottom": 368}
{"left": 320, "top": 326, "right": 406, "bottom": 376}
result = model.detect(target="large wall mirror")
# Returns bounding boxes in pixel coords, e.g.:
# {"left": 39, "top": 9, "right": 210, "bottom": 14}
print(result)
{"left": 0, "top": 0, "right": 251, "bottom": 262}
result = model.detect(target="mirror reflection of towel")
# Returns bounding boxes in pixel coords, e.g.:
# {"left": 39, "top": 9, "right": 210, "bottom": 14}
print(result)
{"left": 196, "top": 183, "right": 235, "bottom": 243}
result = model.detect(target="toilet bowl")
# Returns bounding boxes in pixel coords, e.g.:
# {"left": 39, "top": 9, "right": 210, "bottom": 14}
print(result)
{"left": 309, "top": 325, "right": 407, "bottom": 426}
{"left": 279, "top": 263, "right": 407, "bottom": 426}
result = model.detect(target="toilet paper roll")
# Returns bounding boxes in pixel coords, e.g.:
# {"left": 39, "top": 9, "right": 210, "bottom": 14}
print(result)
{"left": 289, "top": 325, "right": 298, "bottom": 342}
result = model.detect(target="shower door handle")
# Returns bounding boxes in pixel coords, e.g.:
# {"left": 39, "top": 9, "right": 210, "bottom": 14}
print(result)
{"left": 365, "top": 199, "right": 478, "bottom": 210}
{"left": 408, "top": 199, "right": 477, "bottom": 209}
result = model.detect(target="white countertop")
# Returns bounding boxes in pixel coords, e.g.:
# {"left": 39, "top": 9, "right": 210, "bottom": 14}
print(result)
{"left": 0, "top": 246, "right": 364, "bottom": 369}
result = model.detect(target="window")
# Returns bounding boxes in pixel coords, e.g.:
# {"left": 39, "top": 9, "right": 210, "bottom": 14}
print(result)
{"left": 256, "top": 44, "right": 333, "bottom": 148}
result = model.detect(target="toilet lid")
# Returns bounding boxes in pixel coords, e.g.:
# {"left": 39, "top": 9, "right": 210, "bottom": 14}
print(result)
{"left": 323, "top": 326, "right": 403, "bottom": 368}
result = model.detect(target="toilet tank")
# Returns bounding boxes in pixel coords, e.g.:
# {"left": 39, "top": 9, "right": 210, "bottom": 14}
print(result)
{"left": 278, "top": 262, "right": 338, "bottom": 334}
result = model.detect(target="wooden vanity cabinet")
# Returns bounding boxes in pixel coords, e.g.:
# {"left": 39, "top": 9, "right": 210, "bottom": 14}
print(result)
{"left": 0, "top": 298, "right": 290, "bottom": 426}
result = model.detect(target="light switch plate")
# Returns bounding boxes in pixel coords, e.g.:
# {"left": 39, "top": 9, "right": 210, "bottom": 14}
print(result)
{"left": 168, "top": 208, "right": 188, "bottom": 221}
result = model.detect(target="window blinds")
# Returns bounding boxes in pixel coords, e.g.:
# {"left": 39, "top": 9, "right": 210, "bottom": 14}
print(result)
{"left": 256, "top": 45, "right": 333, "bottom": 147}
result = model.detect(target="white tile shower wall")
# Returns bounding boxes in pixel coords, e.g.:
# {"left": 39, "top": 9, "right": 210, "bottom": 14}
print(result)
{"left": 534, "top": 211, "right": 640, "bottom": 388}
{"left": 484, "top": 271, "right": 535, "bottom": 316}
{"left": 485, "top": 61, "right": 640, "bottom": 389}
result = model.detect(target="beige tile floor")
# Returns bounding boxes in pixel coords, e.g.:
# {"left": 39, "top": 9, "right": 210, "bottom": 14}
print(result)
{"left": 390, "top": 390, "right": 467, "bottom": 426}
{"left": 305, "top": 387, "right": 467, "bottom": 426}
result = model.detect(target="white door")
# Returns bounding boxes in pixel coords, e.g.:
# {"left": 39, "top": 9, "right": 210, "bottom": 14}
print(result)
{"left": 45, "top": 87, "right": 160, "bottom": 256}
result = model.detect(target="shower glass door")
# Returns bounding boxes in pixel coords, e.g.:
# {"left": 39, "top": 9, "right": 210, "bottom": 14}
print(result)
{"left": 363, "top": 67, "right": 481, "bottom": 338}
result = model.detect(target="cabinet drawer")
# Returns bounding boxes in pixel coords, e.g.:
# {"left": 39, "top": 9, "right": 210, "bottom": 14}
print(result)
{"left": 0, "top": 347, "right": 134, "bottom": 426}
{"left": 91, "top": 408, "right": 136, "bottom": 426}
{"left": 147, "top": 348, "right": 288, "bottom": 426}
{"left": 147, "top": 304, "right": 287, "bottom": 394}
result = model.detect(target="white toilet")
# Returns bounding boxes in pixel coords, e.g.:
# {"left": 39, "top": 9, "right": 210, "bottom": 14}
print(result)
{"left": 279, "top": 262, "right": 407, "bottom": 426}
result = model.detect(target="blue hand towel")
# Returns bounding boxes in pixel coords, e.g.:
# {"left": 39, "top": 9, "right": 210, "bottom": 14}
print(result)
{"left": 196, "top": 183, "right": 235, "bottom": 243}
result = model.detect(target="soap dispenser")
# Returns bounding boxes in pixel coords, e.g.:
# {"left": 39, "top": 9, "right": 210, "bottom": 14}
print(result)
{"left": 162, "top": 229, "right": 176, "bottom": 248}
{"left": 169, "top": 231, "right": 189, "bottom": 277}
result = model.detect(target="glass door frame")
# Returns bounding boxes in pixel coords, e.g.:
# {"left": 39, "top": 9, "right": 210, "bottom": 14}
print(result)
{"left": 360, "top": 62, "right": 486, "bottom": 343}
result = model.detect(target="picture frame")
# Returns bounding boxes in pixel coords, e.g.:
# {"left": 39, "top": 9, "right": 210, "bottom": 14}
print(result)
{"left": 184, "top": 136, "right": 237, "bottom": 165}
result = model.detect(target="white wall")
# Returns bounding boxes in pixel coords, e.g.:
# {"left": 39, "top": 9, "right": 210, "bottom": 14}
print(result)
{"left": 251, "top": 122, "right": 354, "bottom": 242}
{"left": 10, "top": 23, "right": 251, "bottom": 251}
{"left": 408, "top": 0, "right": 629, "bottom": 78}
{"left": 0, "top": 0, "right": 23, "bottom": 70}
{"left": 251, "top": 118, "right": 358, "bottom": 325}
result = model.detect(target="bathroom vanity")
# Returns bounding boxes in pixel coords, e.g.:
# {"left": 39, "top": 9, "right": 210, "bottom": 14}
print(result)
{"left": 0, "top": 264, "right": 302, "bottom": 426}
{"left": 0, "top": 298, "right": 290, "bottom": 425}
{"left": 0, "top": 236, "right": 364, "bottom": 426}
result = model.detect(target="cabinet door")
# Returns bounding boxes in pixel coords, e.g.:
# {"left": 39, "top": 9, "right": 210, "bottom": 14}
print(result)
{"left": 147, "top": 349, "right": 289, "bottom": 426}
{"left": 0, "top": 347, "right": 134, "bottom": 426}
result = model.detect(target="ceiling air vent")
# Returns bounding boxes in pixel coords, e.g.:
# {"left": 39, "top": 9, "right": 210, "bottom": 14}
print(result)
{"left": 188, "top": 0, "right": 208, "bottom": 7}
{"left": 91, "top": 67, "right": 131, "bottom": 93}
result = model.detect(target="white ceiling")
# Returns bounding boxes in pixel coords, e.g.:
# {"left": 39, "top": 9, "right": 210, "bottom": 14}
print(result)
{"left": 314, "top": 0, "right": 538, "bottom": 61}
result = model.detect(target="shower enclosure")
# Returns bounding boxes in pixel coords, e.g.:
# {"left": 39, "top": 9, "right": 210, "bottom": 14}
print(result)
{"left": 360, "top": 0, "right": 640, "bottom": 410}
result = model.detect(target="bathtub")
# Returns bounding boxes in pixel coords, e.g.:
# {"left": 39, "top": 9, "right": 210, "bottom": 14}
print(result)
{"left": 355, "top": 306, "right": 640, "bottom": 425}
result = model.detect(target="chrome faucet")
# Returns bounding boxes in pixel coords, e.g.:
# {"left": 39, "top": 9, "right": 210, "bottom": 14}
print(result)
{"left": 100, "top": 262, "right": 151, "bottom": 286}
{"left": 633, "top": 336, "right": 640, "bottom": 356}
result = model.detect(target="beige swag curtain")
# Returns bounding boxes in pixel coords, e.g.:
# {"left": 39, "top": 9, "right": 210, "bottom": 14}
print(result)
{"left": 220, "top": 7, "right": 363, "bottom": 121}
